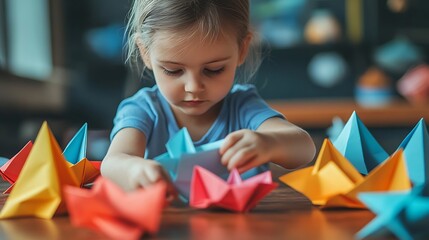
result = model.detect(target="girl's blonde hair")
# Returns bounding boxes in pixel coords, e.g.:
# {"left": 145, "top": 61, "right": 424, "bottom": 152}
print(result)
{"left": 125, "top": 0, "right": 262, "bottom": 83}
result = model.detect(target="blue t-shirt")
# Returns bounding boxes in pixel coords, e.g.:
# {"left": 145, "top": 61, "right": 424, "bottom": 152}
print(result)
{"left": 111, "top": 84, "right": 284, "bottom": 177}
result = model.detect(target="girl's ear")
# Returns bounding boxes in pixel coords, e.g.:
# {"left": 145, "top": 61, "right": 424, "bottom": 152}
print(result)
{"left": 136, "top": 38, "right": 152, "bottom": 70}
{"left": 238, "top": 33, "right": 252, "bottom": 66}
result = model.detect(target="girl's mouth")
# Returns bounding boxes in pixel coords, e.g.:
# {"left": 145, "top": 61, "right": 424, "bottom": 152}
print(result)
{"left": 183, "top": 100, "right": 206, "bottom": 106}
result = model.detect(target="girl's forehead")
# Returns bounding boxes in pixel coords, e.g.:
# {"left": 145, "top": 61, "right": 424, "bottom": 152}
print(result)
{"left": 149, "top": 29, "right": 239, "bottom": 62}
{"left": 150, "top": 29, "right": 238, "bottom": 54}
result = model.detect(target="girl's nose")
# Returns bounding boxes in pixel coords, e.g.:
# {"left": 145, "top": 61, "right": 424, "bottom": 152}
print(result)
{"left": 184, "top": 75, "right": 205, "bottom": 93}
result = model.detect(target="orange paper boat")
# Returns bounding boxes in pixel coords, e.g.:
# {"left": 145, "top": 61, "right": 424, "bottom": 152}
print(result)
{"left": 280, "top": 139, "right": 411, "bottom": 209}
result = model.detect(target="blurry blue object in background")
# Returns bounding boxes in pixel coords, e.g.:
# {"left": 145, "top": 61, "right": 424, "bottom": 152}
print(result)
{"left": 85, "top": 23, "right": 125, "bottom": 62}
{"left": 251, "top": 0, "right": 306, "bottom": 47}
{"left": 259, "top": 20, "right": 301, "bottom": 47}
{"left": 326, "top": 116, "right": 345, "bottom": 141}
{"left": 374, "top": 37, "right": 423, "bottom": 74}
{"left": 355, "top": 87, "right": 392, "bottom": 108}
{"left": 0, "top": 157, "right": 8, "bottom": 167}
{"left": 355, "top": 67, "right": 393, "bottom": 108}
{"left": 4, "top": 0, "right": 53, "bottom": 81}
{"left": 308, "top": 52, "right": 347, "bottom": 88}
{"left": 88, "top": 137, "right": 110, "bottom": 161}
{"left": 251, "top": 0, "right": 306, "bottom": 19}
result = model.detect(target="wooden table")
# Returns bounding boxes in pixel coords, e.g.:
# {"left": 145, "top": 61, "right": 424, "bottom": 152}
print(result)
{"left": 268, "top": 99, "right": 429, "bottom": 128}
{"left": 0, "top": 165, "right": 392, "bottom": 240}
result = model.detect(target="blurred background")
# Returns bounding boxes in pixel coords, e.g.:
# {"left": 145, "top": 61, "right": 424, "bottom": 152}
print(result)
{"left": 0, "top": 0, "right": 428, "bottom": 160}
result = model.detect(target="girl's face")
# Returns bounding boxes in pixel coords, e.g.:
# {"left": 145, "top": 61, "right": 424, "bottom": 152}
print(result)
{"left": 141, "top": 29, "right": 249, "bottom": 122}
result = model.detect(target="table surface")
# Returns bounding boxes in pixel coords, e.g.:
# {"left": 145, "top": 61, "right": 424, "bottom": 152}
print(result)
{"left": 0, "top": 165, "right": 395, "bottom": 240}
{"left": 268, "top": 99, "right": 429, "bottom": 128}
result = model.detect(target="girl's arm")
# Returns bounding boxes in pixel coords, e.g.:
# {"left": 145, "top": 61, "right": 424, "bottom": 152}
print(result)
{"left": 101, "top": 128, "right": 176, "bottom": 197}
{"left": 220, "top": 117, "right": 316, "bottom": 172}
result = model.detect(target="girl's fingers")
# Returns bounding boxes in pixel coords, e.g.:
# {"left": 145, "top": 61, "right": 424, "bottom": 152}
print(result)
{"left": 141, "top": 167, "right": 178, "bottom": 202}
{"left": 237, "top": 157, "right": 261, "bottom": 173}
{"left": 145, "top": 167, "right": 162, "bottom": 183}
{"left": 227, "top": 147, "right": 256, "bottom": 170}
{"left": 219, "top": 132, "right": 243, "bottom": 155}
{"left": 221, "top": 136, "right": 249, "bottom": 165}
{"left": 221, "top": 147, "right": 236, "bottom": 165}
{"left": 136, "top": 171, "right": 152, "bottom": 188}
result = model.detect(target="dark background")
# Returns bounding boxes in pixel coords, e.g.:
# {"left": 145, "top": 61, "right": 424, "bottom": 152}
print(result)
{"left": 0, "top": 0, "right": 428, "bottom": 159}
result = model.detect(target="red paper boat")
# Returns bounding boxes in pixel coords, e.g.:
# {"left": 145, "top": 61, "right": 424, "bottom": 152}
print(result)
{"left": 64, "top": 177, "right": 166, "bottom": 240}
{"left": 190, "top": 166, "right": 278, "bottom": 212}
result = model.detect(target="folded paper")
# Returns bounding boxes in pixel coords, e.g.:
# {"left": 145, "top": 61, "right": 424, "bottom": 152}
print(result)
{"left": 357, "top": 184, "right": 429, "bottom": 240}
{"left": 333, "top": 111, "right": 388, "bottom": 174}
{"left": 63, "top": 124, "right": 88, "bottom": 165}
{"left": 1, "top": 123, "right": 100, "bottom": 193}
{"left": 90, "top": 161, "right": 102, "bottom": 170}
{"left": 190, "top": 166, "right": 277, "bottom": 212}
{"left": 64, "top": 177, "right": 166, "bottom": 240}
{"left": 0, "top": 141, "right": 33, "bottom": 194}
{"left": 323, "top": 149, "right": 411, "bottom": 208}
{"left": 397, "top": 118, "right": 429, "bottom": 186}
{"left": 280, "top": 138, "right": 411, "bottom": 208}
{"left": 0, "top": 122, "right": 79, "bottom": 219}
{"left": 154, "top": 128, "right": 229, "bottom": 200}
{"left": 63, "top": 123, "right": 100, "bottom": 186}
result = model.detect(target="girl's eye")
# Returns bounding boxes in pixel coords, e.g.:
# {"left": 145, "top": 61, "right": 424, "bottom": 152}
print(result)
{"left": 162, "top": 68, "right": 183, "bottom": 76}
{"left": 204, "top": 67, "right": 225, "bottom": 76}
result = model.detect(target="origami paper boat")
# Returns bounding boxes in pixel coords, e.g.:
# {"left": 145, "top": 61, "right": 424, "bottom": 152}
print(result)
{"left": 280, "top": 138, "right": 411, "bottom": 209}
{"left": 154, "top": 128, "right": 229, "bottom": 200}
{"left": 0, "top": 122, "right": 79, "bottom": 219}
{"left": 0, "top": 123, "right": 100, "bottom": 193}
{"left": 357, "top": 184, "right": 429, "bottom": 240}
{"left": 190, "top": 166, "right": 278, "bottom": 212}
{"left": 397, "top": 118, "right": 429, "bottom": 186}
{"left": 333, "top": 111, "right": 389, "bottom": 175}
{"left": 64, "top": 177, "right": 166, "bottom": 240}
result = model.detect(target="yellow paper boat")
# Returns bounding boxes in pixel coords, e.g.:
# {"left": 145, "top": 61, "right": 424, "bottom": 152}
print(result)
{"left": 0, "top": 122, "right": 79, "bottom": 219}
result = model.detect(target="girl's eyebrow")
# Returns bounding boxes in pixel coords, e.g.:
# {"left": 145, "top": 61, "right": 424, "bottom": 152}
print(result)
{"left": 204, "top": 57, "right": 231, "bottom": 64}
{"left": 157, "top": 57, "right": 231, "bottom": 65}
{"left": 157, "top": 60, "right": 183, "bottom": 65}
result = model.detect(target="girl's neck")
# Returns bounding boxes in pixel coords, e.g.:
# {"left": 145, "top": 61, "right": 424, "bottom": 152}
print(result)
{"left": 172, "top": 101, "right": 223, "bottom": 141}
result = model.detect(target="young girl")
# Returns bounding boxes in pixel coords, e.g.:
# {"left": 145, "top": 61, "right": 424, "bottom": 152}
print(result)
{"left": 101, "top": 0, "right": 316, "bottom": 198}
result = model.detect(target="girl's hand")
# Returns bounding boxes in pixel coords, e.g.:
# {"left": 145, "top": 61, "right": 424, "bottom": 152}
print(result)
{"left": 219, "top": 129, "right": 275, "bottom": 173}
{"left": 127, "top": 159, "right": 177, "bottom": 201}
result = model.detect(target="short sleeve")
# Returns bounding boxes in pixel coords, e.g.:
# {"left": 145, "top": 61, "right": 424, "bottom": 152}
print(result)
{"left": 230, "top": 84, "right": 285, "bottom": 130}
{"left": 110, "top": 90, "right": 156, "bottom": 141}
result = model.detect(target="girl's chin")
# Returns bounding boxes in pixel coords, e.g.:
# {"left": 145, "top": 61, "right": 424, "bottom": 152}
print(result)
{"left": 178, "top": 108, "right": 209, "bottom": 116}
{"left": 173, "top": 101, "right": 221, "bottom": 117}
